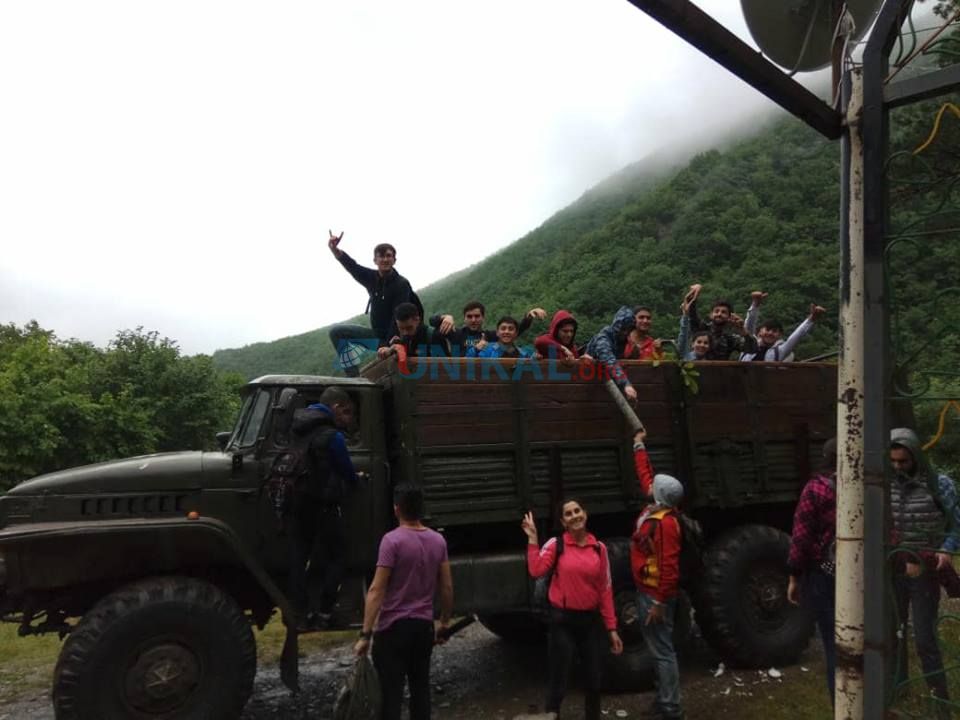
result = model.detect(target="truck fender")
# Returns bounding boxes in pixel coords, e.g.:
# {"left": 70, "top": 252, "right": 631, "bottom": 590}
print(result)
{"left": 0, "top": 516, "right": 300, "bottom": 691}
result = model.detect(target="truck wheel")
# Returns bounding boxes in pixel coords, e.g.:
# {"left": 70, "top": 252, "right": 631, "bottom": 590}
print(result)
{"left": 478, "top": 612, "right": 546, "bottom": 644}
{"left": 602, "top": 590, "right": 692, "bottom": 692}
{"left": 694, "top": 524, "right": 813, "bottom": 668}
{"left": 52, "top": 576, "right": 256, "bottom": 720}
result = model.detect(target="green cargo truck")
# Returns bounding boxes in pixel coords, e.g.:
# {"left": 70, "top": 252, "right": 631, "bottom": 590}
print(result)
{"left": 0, "top": 357, "right": 835, "bottom": 719}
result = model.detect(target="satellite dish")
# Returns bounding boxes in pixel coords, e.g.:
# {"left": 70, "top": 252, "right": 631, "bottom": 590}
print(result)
{"left": 741, "top": 0, "right": 881, "bottom": 73}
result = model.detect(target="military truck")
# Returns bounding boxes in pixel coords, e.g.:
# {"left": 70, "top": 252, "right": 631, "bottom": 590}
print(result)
{"left": 0, "top": 357, "right": 835, "bottom": 719}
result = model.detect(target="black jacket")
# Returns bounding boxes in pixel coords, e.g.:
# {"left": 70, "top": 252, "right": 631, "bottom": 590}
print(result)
{"left": 379, "top": 323, "right": 446, "bottom": 358}
{"left": 337, "top": 251, "right": 423, "bottom": 341}
{"left": 427, "top": 314, "right": 533, "bottom": 356}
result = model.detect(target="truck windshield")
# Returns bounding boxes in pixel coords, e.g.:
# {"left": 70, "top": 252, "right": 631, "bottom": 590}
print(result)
{"left": 228, "top": 389, "right": 272, "bottom": 450}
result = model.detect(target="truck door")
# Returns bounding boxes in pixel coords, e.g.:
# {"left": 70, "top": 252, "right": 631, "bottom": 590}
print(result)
{"left": 252, "top": 384, "right": 391, "bottom": 598}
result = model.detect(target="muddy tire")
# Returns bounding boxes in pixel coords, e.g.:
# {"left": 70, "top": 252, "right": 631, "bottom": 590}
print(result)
{"left": 693, "top": 524, "right": 813, "bottom": 668}
{"left": 602, "top": 590, "right": 692, "bottom": 692}
{"left": 478, "top": 612, "right": 546, "bottom": 644}
{"left": 53, "top": 576, "right": 256, "bottom": 720}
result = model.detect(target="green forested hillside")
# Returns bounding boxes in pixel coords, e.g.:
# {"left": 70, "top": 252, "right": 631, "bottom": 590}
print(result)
{"left": 211, "top": 117, "right": 838, "bottom": 377}
{"left": 213, "top": 95, "right": 959, "bottom": 389}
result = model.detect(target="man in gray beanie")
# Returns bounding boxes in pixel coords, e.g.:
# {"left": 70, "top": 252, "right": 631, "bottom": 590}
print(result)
{"left": 631, "top": 429, "right": 685, "bottom": 720}
{"left": 890, "top": 427, "right": 960, "bottom": 715}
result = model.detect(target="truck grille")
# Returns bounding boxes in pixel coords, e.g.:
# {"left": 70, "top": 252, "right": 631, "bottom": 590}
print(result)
{"left": 80, "top": 494, "right": 187, "bottom": 517}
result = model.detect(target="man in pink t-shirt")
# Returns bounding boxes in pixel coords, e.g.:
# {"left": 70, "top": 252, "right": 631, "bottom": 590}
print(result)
{"left": 355, "top": 484, "right": 453, "bottom": 720}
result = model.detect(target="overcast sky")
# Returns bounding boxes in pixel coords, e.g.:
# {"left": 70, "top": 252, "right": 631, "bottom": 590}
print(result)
{"left": 1, "top": 1, "right": 828, "bottom": 355}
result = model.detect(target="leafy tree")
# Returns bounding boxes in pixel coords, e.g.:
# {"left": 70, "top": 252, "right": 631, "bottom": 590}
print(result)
{"left": 0, "top": 325, "right": 244, "bottom": 490}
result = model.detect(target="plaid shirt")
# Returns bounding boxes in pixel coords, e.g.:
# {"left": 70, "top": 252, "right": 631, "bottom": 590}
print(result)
{"left": 787, "top": 473, "right": 836, "bottom": 575}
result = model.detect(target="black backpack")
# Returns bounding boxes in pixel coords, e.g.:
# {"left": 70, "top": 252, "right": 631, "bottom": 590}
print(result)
{"left": 643, "top": 509, "right": 704, "bottom": 588}
{"left": 676, "top": 511, "right": 705, "bottom": 584}
{"left": 266, "top": 425, "right": 339, "bottom": 525}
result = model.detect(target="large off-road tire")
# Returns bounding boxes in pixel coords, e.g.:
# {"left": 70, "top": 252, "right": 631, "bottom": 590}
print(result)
{"left": 53, "top": 576, "right": 257, "bottom": 720}
{"left": 694, "top": 524, "right": 813, "bottom": 668}
{"left": 478, "top": 611, "right": 546, "bottom": 644}
{"left": 602, "top": 590, "right": 692, "bottom": 692}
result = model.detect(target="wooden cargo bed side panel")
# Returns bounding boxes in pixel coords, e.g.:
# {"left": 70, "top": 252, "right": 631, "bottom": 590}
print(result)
{"left": 683, "top": 364, "right": 837, "bottom": 508}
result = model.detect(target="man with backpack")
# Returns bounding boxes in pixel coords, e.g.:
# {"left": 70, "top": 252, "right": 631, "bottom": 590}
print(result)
{"left": 889, "top": 428, "right": 960, "bottom": 716}
{"left": 283, "top": 386, "right": 359, "bottom": 631}
{"left": 631, "top": 428, "right": 686, "bottom": 720}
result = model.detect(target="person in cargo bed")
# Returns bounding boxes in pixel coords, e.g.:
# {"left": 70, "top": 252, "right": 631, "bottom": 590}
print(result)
{"left": 429, "top": 300, "right": 546, "bottom": 356}
{"left": 534, "top": 309, "right": 585, "bottom": 362}
{"left": 377, "top": 303, "right": 446, "bottom": 360}
{"left": 584, "top": 306, "right": 638, "bottom": 403}
{"left": 467, "top": 316, "right": 535, "bottom": 359}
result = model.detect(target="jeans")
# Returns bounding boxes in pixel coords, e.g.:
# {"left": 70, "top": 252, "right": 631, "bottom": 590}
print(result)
{"left": 545, "top": 608, "right": 604, "bottom": 720}
{"left": 895, "top": 571, "right": 950, "bottom": 702}
{"left": 803, "top": 570, "right": 836, "bottom": 703}
{"left": 287, "top": 500, "right": 344, "bottom": 618}
{"left": 373, "top": 618, "right": 435, "bottom": 720}
{"left": 329, "top": 323, "right": 381, "bottom": 377}
{"left": 636, "top": 592, "right": 681, "bottom": 717}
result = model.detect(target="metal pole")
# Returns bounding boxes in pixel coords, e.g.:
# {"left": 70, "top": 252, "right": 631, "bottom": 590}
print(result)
{"left": 861, "top": 3, "right": 905, "bottom": 715}
{"left": 835, "top": 66, "right": 866, "bottom": 720}
{"left": 604, "top": 379, "right": 645, "bottom": 433}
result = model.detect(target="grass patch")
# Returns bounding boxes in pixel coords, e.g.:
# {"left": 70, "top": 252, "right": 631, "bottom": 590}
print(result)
{"left": 0, "top": 622, "right": 61, "bottom": 704}
{"left": 254, "top": 616, "right": 353, "bottom": 665}
{"left": 0, "top": 616, "right": 354, "bottom": 706}
{"left": 683, "top": 663, "right": 832, "bottom": 720}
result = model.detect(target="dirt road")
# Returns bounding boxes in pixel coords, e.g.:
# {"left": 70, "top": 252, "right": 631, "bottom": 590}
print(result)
{"left": 0, "top": 623, "right": 829, "bottom": 720}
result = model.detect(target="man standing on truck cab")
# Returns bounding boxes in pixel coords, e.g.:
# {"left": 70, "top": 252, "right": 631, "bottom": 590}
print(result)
{"left": 355, "top": 483, "right": 453, "bottom": 720}
{"left": 288, "top": 386, "right": 358, "bottom": 631}
{"left": 327, "top": 230, "right": 423, "bottom": 376}
{"left": 631, "top": 428, "right": 686, "bottom": 720}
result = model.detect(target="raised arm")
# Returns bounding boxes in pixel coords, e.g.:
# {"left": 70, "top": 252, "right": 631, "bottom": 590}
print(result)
{"left": 685, "top": 284, "right": 705, "bottom": 331}
{"left": 633, "top": 428, "right": 655, "bottom": 498}
{"left": 516, "top": 307, "right": 546, "bottom": 336}
{"left": 776, "top": 304, "right": 824, "bottom": 360}
{"left": 676, "top": 311, "right": 691, "bottom": 357}
{"left": 523, "top": 511, "right": 559, "bottom": 578}
{"left": 744, "top": 291, "right": 767, "bottom": 336}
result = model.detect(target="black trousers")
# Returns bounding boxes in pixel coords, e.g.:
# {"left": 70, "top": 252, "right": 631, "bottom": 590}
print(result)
{"left": 287, "top": 499, "right": 345, "bottom": 617}
{"left": 894, "top": 572, "right": 950, "bottom": 701}
{"left": 373, "top": 618, "right": 435, "bottom": 720}
{"left": 545, "top": 608, "right": 603, "bottom": 720}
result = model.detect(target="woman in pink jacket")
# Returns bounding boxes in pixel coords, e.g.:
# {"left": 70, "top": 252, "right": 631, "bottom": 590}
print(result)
{"left": 522, "top": 500, "right": 623, "bottom": 720}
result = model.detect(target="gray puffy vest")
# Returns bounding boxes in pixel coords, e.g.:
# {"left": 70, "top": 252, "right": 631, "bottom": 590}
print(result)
{"left": 891, "top": 477, "right": 945, "bottom": 550}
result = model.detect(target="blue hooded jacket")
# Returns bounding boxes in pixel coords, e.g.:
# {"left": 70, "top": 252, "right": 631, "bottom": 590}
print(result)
{"left": 585, "top": 306, "right": 636, "bottom": 389}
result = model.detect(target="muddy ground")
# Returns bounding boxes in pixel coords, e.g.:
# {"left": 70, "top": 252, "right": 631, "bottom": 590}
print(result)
{"left": 0, "top": 622, "right": 828, "bottom": 720}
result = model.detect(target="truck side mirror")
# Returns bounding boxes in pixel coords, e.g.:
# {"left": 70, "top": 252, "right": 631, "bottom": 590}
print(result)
{"left": 216, "top": 431, "right": 231, "bottom": 451}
